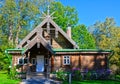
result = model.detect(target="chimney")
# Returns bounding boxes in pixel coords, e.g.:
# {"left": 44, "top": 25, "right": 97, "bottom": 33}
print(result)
{"left": 67, "top": 25, "right": 71, "bottom": 38}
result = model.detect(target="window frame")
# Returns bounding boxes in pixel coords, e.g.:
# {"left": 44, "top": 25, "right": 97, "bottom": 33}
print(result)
{"left": 24, "top": 58, "right": 28, "bottom": 64}
{"left": 18, "top": 58, "right": 24, "bottom": 65}
{"left": 63, "top": 56, "right": 70, "bottom": 65}
{"left": 18, "top": 58, "right": 28, "bottom": 65}
{"left": 31, "top": 58, "right": 36, "bottom": 65}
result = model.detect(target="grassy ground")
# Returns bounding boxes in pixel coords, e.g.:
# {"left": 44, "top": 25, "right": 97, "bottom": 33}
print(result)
{"left": 63, "top": 80, "right": 120, "bottom": 84}
{"left": 0, "top": 70, "right": 20, "bottom": 84}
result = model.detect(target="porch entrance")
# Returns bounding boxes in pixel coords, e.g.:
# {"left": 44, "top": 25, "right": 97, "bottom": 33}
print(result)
{"left": 36, "top": 55, "right": 44, "bottom": 72}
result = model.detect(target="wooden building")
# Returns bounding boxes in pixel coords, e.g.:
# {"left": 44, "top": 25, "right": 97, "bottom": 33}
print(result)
{"left": 6, "top": 10, "right": 112, "bottom": 74}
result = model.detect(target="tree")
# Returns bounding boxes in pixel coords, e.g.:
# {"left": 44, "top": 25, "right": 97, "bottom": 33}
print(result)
{"left": 49, "top": 2, "right": 96, "bottom": 49}
{"left": 72, "top": 24, "right": 96, "bottom": 49}
{"left": 89, "top": 17, "right": 120, "bottom": 71}
{"left": 50, "top": 2, "right": 79, "bottom": 31}
{"left": 0, "top": 0, "right": 49, "bottom": 46}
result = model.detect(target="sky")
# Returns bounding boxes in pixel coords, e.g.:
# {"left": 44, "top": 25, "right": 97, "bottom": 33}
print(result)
{"left": 59, "top": 0, "right": 120, "bottom": 27}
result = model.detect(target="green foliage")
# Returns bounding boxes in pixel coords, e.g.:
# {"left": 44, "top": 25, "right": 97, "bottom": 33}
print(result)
{"left": 115, "top": 75, "right": 120, "bottom": 80}
{"left": 72, "top": 24, "right": 96, "bottom": 49}
{"left": 63, "top": 80, "right": 120, "bottom": 84}
{"left": 0, "top": 71, "right": 20, "bottom": 84}
{"left": 90, "top": 17, "right": 120, "bottom": 74}
{"left": 0, "top": 43, "right": 13, "bottom": 70}
{"left": 72, "top": 69, "right": 82, "bottom": 80}
{"left": 50, "top": 1, "right": 79, "bottom": 31}
{"left": 85, "top": 71, "right": 92, "bottom": 80}
{"left": 55, "top": 68, "right": 67, "bottom": 81}
{"left": 9, "top": 67, "right": 17, "bottom": 79}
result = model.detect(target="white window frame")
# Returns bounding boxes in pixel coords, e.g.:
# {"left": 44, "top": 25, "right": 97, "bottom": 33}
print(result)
{"left": 18, "top": 58, "right": 28, "bottom": 65}
{"left": 63, "top": 56, "right": 70, "bottom": 65}
{"left": 31, "top": 58, "right": 36, "bottom": 65}
{"left": 18, "top": 58, "right": 24, "bottom": 65}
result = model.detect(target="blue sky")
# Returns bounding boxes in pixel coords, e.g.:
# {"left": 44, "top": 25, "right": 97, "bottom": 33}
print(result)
{"left": 59, "top": 0, "right": 120, "bottom": 27}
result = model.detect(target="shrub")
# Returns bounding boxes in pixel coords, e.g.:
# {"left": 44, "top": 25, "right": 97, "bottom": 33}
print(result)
{"left": 85, "top": 71, "right": 91, "bottom": 80}
{"left": 95, "top": 69, "right": 111, "bottom": 79}
{"left": 8, "top": 66, "right": 17, "bottom": 79}
{"left": 55, "top": 68, "right": 67, "bottom": 81}
{"left": 72, "top": 68, "right": 82, "bottom": 80}
{"left": 72, "top": 68, "right": 111, "bottom": 80}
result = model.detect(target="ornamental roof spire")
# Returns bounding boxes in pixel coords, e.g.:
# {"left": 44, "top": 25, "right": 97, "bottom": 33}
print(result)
{"left": 40, "top": 3, "right": 56, "bottom": 19}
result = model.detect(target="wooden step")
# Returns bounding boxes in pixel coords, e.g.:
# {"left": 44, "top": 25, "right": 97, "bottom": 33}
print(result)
{"left": 31, "top": 72, "right": 45, "bottom": 76}
{"left": 26, "top": 72, "right": 46, "bottom": 79}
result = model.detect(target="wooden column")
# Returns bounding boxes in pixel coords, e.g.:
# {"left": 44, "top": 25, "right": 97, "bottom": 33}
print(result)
{"left": 27, "top": 51, "right": 31, "bottom": 74}
{"left": 47, "top": 22, "right": 50, "bottom": 34}
{"left": 46, "top": 51, "right": 50, "bottom": 78}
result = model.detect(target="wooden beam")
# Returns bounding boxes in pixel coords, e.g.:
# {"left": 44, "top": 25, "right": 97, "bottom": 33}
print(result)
{"left": 55, "top": 29, "right": 58, "bottom": 38}
{"left": 22, "top": 34, "right": 54, "bottom": 54}
{"left": 17, "top": 18, "right": 48, "bottom": 48}
{"left": 47, "top": 22, "right": 50, "bottom": 34}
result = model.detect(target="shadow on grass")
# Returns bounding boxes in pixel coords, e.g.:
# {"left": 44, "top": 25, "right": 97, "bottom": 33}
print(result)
{"left": 63, "top": 80, "right": 120, "bottom": 84}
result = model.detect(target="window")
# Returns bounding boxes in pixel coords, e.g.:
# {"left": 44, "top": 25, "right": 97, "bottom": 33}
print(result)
{"left": 18, "top": 58, "right": 28, "bottom": 65}
{"left": 31, "top": 58, "right": 36, "bottom": 65}
{"left": 24, "top": 58, "right": 28, "bottom": 64}
{"left": 45, "top": 58, "right": 48, "bottom": 65}
{"left": 63, "top": 56, "right": 70, "bottom": 65}
{"left": 18, "top": 58, "right": 24, "bottom": 65}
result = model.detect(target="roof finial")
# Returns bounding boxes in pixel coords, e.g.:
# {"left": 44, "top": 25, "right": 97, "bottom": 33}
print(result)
{"left": 40, "top": 0, "right": 56, "bottom": 19}
{"left": 47, "top": 5, "right": 50, "bottom": 16}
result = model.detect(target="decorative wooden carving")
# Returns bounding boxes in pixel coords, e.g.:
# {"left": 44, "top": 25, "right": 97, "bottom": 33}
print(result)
{"left": 37, "top": 42, "right": 40, "bottom": 48}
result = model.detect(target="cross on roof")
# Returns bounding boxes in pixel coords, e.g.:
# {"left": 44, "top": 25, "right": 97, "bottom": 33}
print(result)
{"left": 40, "top": 5, "right": 56, "bottom": 19}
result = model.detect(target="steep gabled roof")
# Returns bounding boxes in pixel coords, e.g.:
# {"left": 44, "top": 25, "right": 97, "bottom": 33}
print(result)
{"left": 17, "top": 13, "right": 78, "bottom": 52}
{"left": 23, "top": 34, "right": 55, "bottom": 54}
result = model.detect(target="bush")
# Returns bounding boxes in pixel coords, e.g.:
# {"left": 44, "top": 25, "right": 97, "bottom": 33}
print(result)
{"left": 85, "top": 71, "right": 91, "bottom": 80}
{"left": 55, "top": 68, "right": 67, "bottom": 81}
{"left": 115, "top": 75, "right": 120, "bottom": 80}
{"left": 72, "top": 68, "right": 82, "bottom": 80}
{"left": 8, "top": 66, "right": 17, "bottom": 79}
{"left": 95, "top": 69, "right": 111, "bottom": 79}
{"left": 72, "top": 68, "right": 111, "bottom": 80}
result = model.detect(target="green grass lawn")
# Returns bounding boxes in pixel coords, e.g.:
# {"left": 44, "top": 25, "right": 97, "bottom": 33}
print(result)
{"left": 0, "top": 70, "right": 20, "bottom": 84}
{"left": 63, "top": 80, "right": 120, "bottom": 84}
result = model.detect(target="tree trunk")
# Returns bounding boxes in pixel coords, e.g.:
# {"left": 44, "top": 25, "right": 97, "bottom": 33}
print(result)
{"left": 15, "top": 0, "right": 22, "bottom": 46}
{"left": 8, "top": 23, "right": 13, "bottom": 44}
{"left": 15, "top": 25, "right": 21, "bottom": 46}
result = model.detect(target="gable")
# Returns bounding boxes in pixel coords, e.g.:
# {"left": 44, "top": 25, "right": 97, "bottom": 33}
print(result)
{"left": 51, "top": 32, "right": 73, "bottom": 49}
{"left": 17, "top": 16, "right": 78, "bottom": 53}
